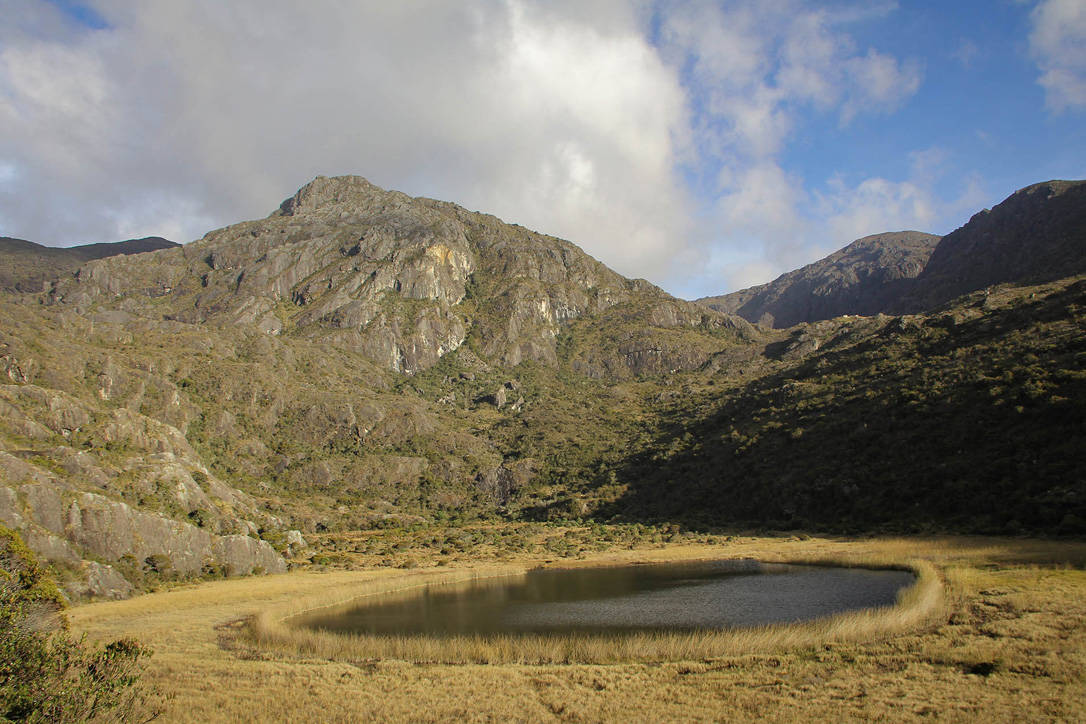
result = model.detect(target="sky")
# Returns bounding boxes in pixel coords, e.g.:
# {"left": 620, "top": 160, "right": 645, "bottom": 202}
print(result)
{"left": 1, "top": 1, "right": 1084, "bottom": 299}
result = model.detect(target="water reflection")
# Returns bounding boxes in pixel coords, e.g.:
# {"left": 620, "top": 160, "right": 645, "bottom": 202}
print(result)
{"left": 293, "top": 560, "right": 914, "bottom": 637}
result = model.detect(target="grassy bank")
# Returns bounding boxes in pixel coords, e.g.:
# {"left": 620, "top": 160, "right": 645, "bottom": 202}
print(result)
{"left": 249, "top": 541, "right": 943, "bottom": 665}
{"left": 69, "top": 535, "right": 1086, "bottom": 723}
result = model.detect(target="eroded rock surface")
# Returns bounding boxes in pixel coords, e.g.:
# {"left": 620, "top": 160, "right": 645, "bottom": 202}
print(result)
{"left": 52, "top": 175, "right": 745, "bottom": 376}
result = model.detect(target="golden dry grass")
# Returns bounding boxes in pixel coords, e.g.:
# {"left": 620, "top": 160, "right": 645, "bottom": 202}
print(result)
{"left": 69, "top": 535, "right": 1086, "bottom": 724}
{"left": 249, "top": 540, "right": 942, "bottom": 665}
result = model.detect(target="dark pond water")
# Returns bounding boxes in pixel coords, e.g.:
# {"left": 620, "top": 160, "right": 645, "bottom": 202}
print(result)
{"left": 293, "top": 560, "right": 915, "bottom": 637}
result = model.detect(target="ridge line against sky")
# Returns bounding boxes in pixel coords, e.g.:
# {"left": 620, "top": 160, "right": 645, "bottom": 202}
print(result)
{"left": 1, "top": 0, "right": 1084, "bottom": 299}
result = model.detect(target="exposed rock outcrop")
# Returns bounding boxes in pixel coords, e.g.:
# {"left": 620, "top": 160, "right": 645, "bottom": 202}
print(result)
{"left": 699, "top": 180, "right": 1086, "bottom": 327}
{"left": 0, "top": 470, "right": 285, "bottom": 598}
{"left": 698, "top": 231, "right": 941, "bottom": 328}
{"left": 51, "top": 175, "right": 748, "bottom": 376}
{"left": 0, "top": 381, "right": 288, "bottom": 597}
{"left": 900, "top": 180, "right": 1086, "bottom": 312}
{"left": 0, "top": 236, "right": 177, "bottom": 293}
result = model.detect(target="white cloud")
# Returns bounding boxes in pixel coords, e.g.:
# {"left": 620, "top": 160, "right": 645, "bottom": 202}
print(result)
{"left": 0, "top": 39, "right": 119, "bottom": 177}
{"left": 1029, "top": 0, "right": 1086, "bottom": 111}
{"left": 840, "top": 49, "right": 922, "bottom": 123}
{"left": 954, "top": 39, "right": 980, "bottom": 70}
{"left": 472, "top": 0, "right": 697, "bottom": 278}
{"left": 0, "top": 0, "right": 696, "bottom": 282}
{"left": 0, "top": 1, "right": 961, "bottom": 301}
{"left": 819, "top": 177, "right": 936, "bottom": 244}
{"left": 658, "top": 1, "right": 921, "bottom": 158}
{"left": 715, "top": 162, "right": 805, "bottom": 246}
{"left": 654, "top": 0, "right": 925, "bottom": 297}
{"left": 815, "top": 167, "right": 986, "bottom": 253}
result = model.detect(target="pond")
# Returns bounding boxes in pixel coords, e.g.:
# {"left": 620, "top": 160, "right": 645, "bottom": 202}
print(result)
{"left": 292, "top": 559, "right": 915, "bottom": 637}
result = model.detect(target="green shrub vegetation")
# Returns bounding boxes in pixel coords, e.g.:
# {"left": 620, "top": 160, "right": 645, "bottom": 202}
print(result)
{"left": 609, "top": 280, "right": 1086, "bottom": 534}
{"left": 0, "top": 525, "right": 156, "bottom": 723}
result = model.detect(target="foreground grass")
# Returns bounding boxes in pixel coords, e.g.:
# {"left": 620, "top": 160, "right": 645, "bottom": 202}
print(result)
{"left": 69, "top": 535, "right": 1086, "bottom": 724}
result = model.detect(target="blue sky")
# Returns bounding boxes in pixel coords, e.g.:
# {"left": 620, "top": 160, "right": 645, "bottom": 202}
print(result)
{"left": 1, "top": 1, "right": 1084, "bottom": 298}
{"left": 777, "top": 1, "right": 1082, "bottom": 213}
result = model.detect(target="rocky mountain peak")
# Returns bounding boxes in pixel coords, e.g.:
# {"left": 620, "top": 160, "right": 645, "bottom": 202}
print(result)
{"left": 699, "top": 178, "right": 1086, "bottom": 327}
{"left": 900, "top": 179, "right": 1086, "bottom": 312}
{"left": 50, "top": 176, "right": 740, "bottom": 376}
{"left": 275, "top": 175, "right": 402, "bottom": 218}
{"left": 697, "top": 230, "right": 942, "bottom": 328}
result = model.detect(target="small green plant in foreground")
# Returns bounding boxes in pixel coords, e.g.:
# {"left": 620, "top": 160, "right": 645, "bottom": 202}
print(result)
{"left": 0, "top": 525, "right": 158, "bottom": 724}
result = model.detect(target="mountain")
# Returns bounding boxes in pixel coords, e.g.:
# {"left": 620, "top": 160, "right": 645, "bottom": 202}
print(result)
{"left": 0, "top": 176, "right": 756, "bottom": 599}
{"left": 699, "top": 179, "right": 1086, "bottom": 327}
{"left": 697, "top": 231, "right": 941, "bottom": 327}
{"left": 53, "top": 176, "right": 750, "bottom": 376}
{"left": 0, "top": 236, "right": 178, "bottom": 293}
{"left": 615, "top": 276, "right": 1086, "bottom": 534}
{"left": 900, "top": 180, "right": 1086, "bottom": 312}
{"left": 1, "top": 174, "right": 1084, "bottom": 601}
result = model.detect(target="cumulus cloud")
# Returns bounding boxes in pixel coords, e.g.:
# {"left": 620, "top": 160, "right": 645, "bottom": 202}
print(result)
{"left": 654, "top": 0, "right": 927, "bottom": 296}
{"left": 815, "top": 150, "right": 986, "bottom": 257}
{"left": 0, "top": 1, "right": 961, "bottom": 300}
{"left": 1029, "top": 0, "right": 1086, "bottom": 111}
{"left": 0, "top": 0, "right": 695, "bottom": 282}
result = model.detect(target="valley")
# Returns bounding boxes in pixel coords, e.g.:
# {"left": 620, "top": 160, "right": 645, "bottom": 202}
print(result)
{"left": 1, "top": 175, "right": 1084, "bottom": 723}
{"left": 67, "top": 534, "right": 1086, "bottom": 724}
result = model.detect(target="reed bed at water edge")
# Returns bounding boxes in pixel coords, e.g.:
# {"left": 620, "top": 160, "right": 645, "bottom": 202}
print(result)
{"left": 247, "top": 552, "right": 944, "bottom": 665}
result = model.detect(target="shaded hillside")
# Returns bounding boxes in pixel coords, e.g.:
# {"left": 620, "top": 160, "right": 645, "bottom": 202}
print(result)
{"left": 698, "top": 231, "right": 941, "bottom": 327}
{"left": 698, "top": 179, "right": 1086, "bottom": 327}
{"left": 0, "top": 236, "right": 177, "bottom": 293}
{"left": 900, "top": 180, "right": 1086, "bottom": 312}
{"left": 614, "top": 276, "right": 1086, "bottom": 535}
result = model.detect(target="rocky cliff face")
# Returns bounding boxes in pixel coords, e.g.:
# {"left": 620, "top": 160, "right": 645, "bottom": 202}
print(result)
{"left": 900, "top": 180, "right": 1086, "bottom": 313}
{"left": 52, "top": 175, "right": 742, "bottom": 376}
{"left": 699, "top": 180, "right": 1086, "bottom": 327}
{"left": 0, "top": 176, "right": 761, "bottom": 598}
{"left": 698, "top": 231, "right": 941, "bottom": 328}
{"left": 0, "top": 381, "right": 287, "bottom": 599}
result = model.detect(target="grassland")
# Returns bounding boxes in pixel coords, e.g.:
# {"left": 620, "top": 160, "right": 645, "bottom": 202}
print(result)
{"left": 68, "top": 534, "right": 1086, "bottom": 723}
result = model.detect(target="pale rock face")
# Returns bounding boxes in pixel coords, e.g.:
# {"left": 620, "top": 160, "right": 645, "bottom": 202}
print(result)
{"left": 0, "top": 390, "right": 289, "bottom": 598}
{"left": 79, "top": 562, "right": 135, "bottom": 600}
{"left": 60, "top": 489, "right": 284, "bottom": 576}
{"left": 52, "top": 175, "right": 738, "bottom": 375}
{"left": 0, "top": 485, "right": 22, "bottom": 528}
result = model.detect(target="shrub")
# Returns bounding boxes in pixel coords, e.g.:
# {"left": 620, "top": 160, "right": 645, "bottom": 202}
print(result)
{"left": 0, "top": 525, "right": 157, "bottom": 723}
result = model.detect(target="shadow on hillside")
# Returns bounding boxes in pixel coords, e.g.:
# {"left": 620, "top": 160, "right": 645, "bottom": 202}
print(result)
{"left": 602, "top": 283, "right": 1086, "bottom": 536}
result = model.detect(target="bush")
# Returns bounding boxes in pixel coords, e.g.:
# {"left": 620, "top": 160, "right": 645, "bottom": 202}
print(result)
{"left": 0, "top": 525, "right": 157, "bottom": 723}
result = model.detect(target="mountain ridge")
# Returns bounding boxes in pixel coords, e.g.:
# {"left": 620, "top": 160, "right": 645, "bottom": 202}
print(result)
{"left": 0, "top": 174, "right": 1083, "bottom": 601}
{"left": 0, "top": 236, "right": 177, "bottom": 293}
{"left": 698, "top": 179, "right": 1086, "bottom": 327}
{"left": 51, "top": 175, "right": 751, "bottom": 376}
{"left": 900, "top": 179, "right": 1086, "bottom": 313}
{"left": 697, "top": 230, "right": 942, "bottom": 327}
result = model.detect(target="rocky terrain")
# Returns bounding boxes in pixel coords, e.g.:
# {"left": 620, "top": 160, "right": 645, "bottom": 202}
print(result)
{"left": 699, "top": 179, "right": 1086, "bottom": 327}
{"left": 698, "top": 231, "right": 942, "bottom": 327}
{"left": 900, "top": 180, "right": 1086, "bottom": 313}
{"left": 52, "top": 176, "right": 747, "bottom": 376}
{"left": 1, "top": 175, "right": 1083, "bottom": 600}
{"left": 0, "top": 236, "right": 177, "bottom": 294}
